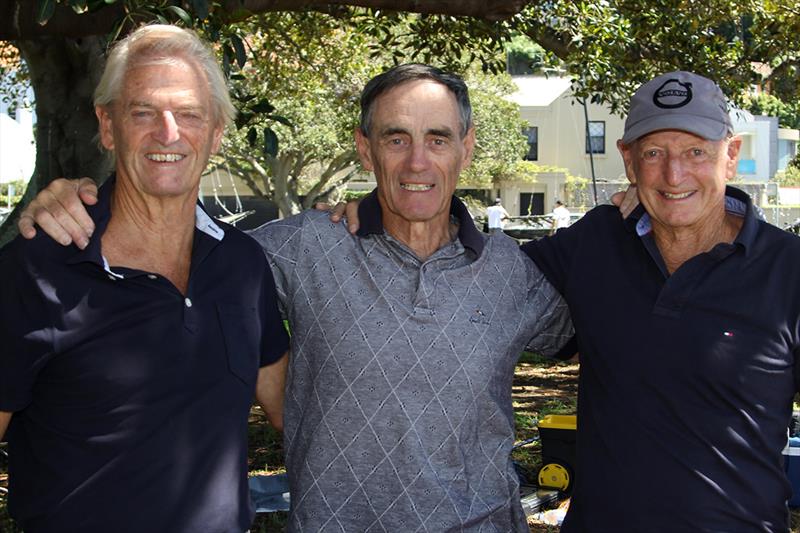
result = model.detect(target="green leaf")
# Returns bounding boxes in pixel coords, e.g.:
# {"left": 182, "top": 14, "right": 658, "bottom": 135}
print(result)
{"left": 36, "top": 0, "right": 56, "bottom": 25}
{"left": 228, "top": 8, "right": 254, "bottom": 23}
{"left": 234, "top": 111, "right": 253, "bottom": 129}
{"left": 68, "top": 0, "right": 89, "bottom": 14}
{"left": 191, "top": 0, "right": 209, "bottom": 20}
{"left": 164, "top": 5, "right": 192, "bottom": 26}
{"left": 221, "top": 44, "right": 233, "bottom": 78}
{"left": 247, "top": 127, "right": 257, "bottom": 147}
{"left": 250, "top": 101, "right": 275, "bottom": 114}
{"left": 263, "top": 128, "right": 279, "bottom": 158}
{"left": 230, "top": 35, "right": 247, "bottom": 69}
{"left": 266, "top": 114, "right": 293, "bottom": 129}
{"left": 86, "top": 0, "right": 111, "bottom": 10}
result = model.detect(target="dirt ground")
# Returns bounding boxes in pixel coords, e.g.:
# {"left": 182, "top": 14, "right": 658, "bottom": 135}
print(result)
{"left": 511, "top": 356, "right": 579, "bottom": 532}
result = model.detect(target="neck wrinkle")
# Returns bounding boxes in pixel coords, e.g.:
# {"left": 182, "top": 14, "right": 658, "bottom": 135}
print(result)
{"left": 383, "top": 215, "right": 455, "bottom": 261}
{"left": 653, "top": 211, "right": 743, "bottom": 274}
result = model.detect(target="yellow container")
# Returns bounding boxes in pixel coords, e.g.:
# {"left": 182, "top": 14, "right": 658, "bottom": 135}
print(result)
{"left": 537, "top": 414, "right": 577, "bottom": 492}
{"left": 537, "top": 414, "right": 577, "bottom": 430}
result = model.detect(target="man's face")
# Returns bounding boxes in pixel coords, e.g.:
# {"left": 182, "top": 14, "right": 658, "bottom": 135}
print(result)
{"left": 355, "top": 80, "right": 474, "bottom": 229}
{"left": 618, "top": 130, "right": 741, "bottom": 232}
{"left": 96, "top": 56, "right": 223, "bottom": 199}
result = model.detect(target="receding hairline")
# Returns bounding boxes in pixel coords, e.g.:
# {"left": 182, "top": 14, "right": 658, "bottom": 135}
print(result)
{"left": 367, "top": 79, "right": 466, "bottom": 138}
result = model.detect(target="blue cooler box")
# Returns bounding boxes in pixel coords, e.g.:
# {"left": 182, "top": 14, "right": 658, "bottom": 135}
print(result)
{"left": 784, "top": 437, "right": 800, "bottom": 507}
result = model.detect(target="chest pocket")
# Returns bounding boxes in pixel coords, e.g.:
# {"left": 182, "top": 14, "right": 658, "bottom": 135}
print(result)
{"left": 216, "top": 302, "right": 260, "bottom": 387}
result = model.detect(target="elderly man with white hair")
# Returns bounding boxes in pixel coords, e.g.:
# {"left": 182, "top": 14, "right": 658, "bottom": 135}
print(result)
{"left": 0, "top": 25, "right": 289, "bottom": 532}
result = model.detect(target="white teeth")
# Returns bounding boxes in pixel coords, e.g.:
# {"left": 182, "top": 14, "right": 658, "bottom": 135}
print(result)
{"left": 400, "top": 183, "right": 433, "bottom": 191}
{"left": 146, "top": 153, "right": 184, "bottom": 162}
{"left": 663, "top": 191, "right": 692, "bottom": 199}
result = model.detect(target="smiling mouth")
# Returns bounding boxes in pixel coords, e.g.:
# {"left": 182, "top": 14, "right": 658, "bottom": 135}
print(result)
{"left": 146, "top": 153, "right": 185, "bottom": 162}
{"left": 400, "top": 183, "right": 434, "bottom": 192}
{"left": 661, "top": 191, "right": 693, "bottom": 200}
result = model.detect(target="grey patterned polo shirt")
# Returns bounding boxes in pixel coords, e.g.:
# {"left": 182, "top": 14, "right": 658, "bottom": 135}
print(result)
{"left": 248, "top": 192, "right": 573, "bottom": 532}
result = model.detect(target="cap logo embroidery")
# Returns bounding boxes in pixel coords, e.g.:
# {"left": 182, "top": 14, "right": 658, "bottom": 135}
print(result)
{"left": 652, "top": 79, "right": 693, "bottom": 109}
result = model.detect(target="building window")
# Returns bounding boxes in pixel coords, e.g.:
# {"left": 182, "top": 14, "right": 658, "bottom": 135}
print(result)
{"left": 524, "top": 126, "right": 538, "bottom": 161}
{"left": 586, "top": 121, "right": 605, "bottom": 154}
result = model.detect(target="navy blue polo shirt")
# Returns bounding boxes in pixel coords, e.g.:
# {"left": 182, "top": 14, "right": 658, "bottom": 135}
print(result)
{"left": 523, "top": 186, "right": 800, "bottom": 532}
{"left": 0, "top": 177, "right": 289, "bottom": 532}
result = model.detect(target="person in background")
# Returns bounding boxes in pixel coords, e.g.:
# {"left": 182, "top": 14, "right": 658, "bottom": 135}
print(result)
{"left": 486, "top": 196, "right": 511, "bottom": 231}
{"left": 550, "top": 200, "right": 570, "bottom": 233}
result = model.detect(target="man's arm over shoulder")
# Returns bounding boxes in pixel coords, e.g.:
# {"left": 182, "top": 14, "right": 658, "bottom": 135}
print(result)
{"left": 520, "top": 208, "right": 598, "bottom": 295}
{"left": 521, "top": 256, "right": 576, "bottom": 359}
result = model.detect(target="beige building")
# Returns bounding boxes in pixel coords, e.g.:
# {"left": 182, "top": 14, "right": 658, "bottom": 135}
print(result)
{"left": 503, "top": 75, "right": 627, "bottom": 215}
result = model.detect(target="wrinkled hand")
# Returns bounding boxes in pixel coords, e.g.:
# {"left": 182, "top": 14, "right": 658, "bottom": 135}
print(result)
{"left": 313, "top": 199, "right": 362, "bottom": 234}
{"left": 610, "top": 185, "right": 639, "bottom": 219}
{"left": 18, "top": 177, "right": 98, "bottom": 248}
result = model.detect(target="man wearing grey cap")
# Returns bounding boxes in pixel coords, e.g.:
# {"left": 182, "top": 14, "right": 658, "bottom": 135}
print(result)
{"left": 524, "top": 71, "right": 800, "bottom": 530}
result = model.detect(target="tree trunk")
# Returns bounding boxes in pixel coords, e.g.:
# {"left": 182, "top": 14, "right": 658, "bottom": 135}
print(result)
{"left": 0, "top": 36, "right": 110, "bottom": 246}
{"left": 269, "top": 153, "right": 303, "bottom": 217}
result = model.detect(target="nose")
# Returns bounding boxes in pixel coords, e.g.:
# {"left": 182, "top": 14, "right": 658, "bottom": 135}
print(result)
{"left": 407, "top": 141, "right": 431, "bottom": 173}
{"left": 152, "top": 110, "right": 180, "bottom": 145}
{"left": 665, "top": 154, "right": 684, "bottom": 186}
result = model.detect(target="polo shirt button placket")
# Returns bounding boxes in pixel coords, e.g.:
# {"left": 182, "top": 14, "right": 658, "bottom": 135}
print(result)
{"left": 182, "top": 294, "right": 198, "bottom": 331}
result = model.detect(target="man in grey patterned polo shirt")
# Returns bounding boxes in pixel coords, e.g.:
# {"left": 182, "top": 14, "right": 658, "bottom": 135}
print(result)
{"left": 19, "top": 64, "right": 573, "bottom": 532}
{"left": 251, "top": 64, "right": 573, "bottom": 531}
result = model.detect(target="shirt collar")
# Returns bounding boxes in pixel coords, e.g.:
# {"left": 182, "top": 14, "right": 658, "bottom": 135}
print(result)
{"left": 356, "top": 188, "right": 485, "bottom": 255}
{"left": 628, "top": 185, "right": 758, "bottom": 253}
{"left": 67, "top": 174, "right": 225, "bottom": 270}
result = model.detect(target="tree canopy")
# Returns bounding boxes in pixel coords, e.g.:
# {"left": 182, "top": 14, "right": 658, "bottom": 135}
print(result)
{"left": 214, "top": 12, "right": 527, "bottom": 216}
{"left": 4, "top": 0, "right": 800, "bottom": 242}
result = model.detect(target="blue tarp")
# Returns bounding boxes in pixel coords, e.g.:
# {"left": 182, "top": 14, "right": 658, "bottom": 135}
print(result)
{"left": 249, "top": 473, "right": 290, "bottom": 513}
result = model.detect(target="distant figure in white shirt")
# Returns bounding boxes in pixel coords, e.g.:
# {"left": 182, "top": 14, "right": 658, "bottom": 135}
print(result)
{"left": 552, "top": 200, "right": 571, "bottom": 233}
{"left": 486, "top": 197, "right": 510, "bottom": 231}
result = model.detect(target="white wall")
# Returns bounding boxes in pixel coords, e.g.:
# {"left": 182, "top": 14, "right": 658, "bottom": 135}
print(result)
{"left": 0, "top": 108, "right": 36, "bottom": 184}
{"left": 510, "top": 76, "right": 627, "bottom": 186}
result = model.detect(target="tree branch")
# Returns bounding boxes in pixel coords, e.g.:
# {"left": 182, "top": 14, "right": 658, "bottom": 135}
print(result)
{"left": 0, "top": 0, "right": 528, "bottom": 40}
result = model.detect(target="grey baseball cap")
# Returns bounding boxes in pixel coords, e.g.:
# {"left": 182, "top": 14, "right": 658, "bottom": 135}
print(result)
{"left": 621, "top": 71, "right": 732, "bottom": 144}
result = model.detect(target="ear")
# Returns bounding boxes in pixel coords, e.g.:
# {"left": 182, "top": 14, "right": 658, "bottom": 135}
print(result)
{"left": 460, "top": 127, "right": 476, "bottom": 169}
{"left": 354, "top": 128, "right": 374, "bottom": 172}
{"left": 725, "top": 136, "right": 742, "bottom": 181}
{"left": 210, "top": 123, "right": 224, "bottom": 155}
{"left": 96, "top": 105, "right": 115, "bottom": 151}
{"left": 617, "top": 139, "right": 637, "bottom": 185}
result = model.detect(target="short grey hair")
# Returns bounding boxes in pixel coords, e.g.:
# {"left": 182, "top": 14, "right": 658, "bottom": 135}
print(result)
{"left": 94, "top": 24, "right": 235, "bottom": 129}
{"left": 359, "top": 63, "right": 472, "bottom": 138}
